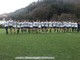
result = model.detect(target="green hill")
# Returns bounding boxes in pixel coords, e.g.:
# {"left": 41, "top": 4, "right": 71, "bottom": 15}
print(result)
{"left": 9, "top": 0, "right": 80, "bottom": 21}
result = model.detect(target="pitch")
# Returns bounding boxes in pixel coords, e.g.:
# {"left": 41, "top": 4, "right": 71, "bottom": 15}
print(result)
{"left": 0, "top": 29, "right": 80, "bottom": 60}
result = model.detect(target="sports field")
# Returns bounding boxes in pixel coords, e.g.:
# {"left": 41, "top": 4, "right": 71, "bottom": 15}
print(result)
{"left": 0, "top": 29, "right": 80, "bottom": 60}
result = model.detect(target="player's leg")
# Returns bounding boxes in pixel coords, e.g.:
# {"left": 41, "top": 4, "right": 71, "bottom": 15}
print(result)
{"left": 9, "top": 26, "right": 12, "bottom": 34}
{"left": 17, "top": 28, "right": 19, "bottom": 34}
{"left": 5, "top": 27, "right": 8, "bottom": 34}
{"left": 12, "top": 25, "right": 15, "bottom": 34}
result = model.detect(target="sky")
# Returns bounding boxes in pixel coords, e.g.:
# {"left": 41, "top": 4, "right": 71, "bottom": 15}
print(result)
{"left": 0, "top": 0, "right": 37, "bottom": 14}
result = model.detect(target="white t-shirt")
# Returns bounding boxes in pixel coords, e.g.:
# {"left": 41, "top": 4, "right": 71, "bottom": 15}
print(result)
{"left": 59, "top": 22, "right": 63, "bottom": 27}
{"left": 38, "top": 22, "right": 41, "bottom": 28}
{"left": 57, "top": 22, "right": 62, "bottom": 27}
{"left": 55, "top": 22, "right": 59, "bottom": 27}
{"left": 8, "top": 20, "right": 13, "bottom": 26}
{"left": 20, "top": 22, "right": 24, "bottom": 27}
{"left": 63, "top": 22, "right": 67, "bottom": 27}
{"left": 67, "top": 22, "right": 72, "bottom": 27}
{"left": 33, "top": 22, "right": 38, "bottom": 27}
{"left": 74, "top": 23, "right": 78, "bottom": 28}
{"left": 4, "top": 21, "right": 8, "bottom": 27}
{"left": 71, "top": 22, "right": 75, "bottom": 27}
{"left": 49, "top": 22, "right": 52, "bottom": 27}
{"left": 44, "top": 22, "right": 49, "bottom": 27}
{"left": 52, "top": 22, "right": 56, "bottom": 27}
{"left": 41, "top": 22, "right": 45, "bottom": 27}
{"left": 23, "top": 22, "right": 26, "bottom": 27}
{"left": 24, "top": 22, "right": 29, "bottom": 27}
{"left": 29, "top": 22, "right": 33, "bottom": 28}
{"left": 13, "top": 22, "right": 17, "bottom": 27}
{"left": 17, "top": 22, "right": 21, "bottom": 28}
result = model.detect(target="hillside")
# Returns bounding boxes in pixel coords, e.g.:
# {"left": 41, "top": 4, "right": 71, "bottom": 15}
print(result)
{"left": 8, "top": 0, "right": 80, "bottom": 21}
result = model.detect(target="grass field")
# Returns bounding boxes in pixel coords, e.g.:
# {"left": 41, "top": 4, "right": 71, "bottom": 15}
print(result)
{"left": 0, "top": 29, "right": 80, "bottom": 60}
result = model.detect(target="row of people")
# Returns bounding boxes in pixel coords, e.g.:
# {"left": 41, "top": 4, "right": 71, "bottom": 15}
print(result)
{"left": 3, "top": 20, "right": 80, "bottom": 34}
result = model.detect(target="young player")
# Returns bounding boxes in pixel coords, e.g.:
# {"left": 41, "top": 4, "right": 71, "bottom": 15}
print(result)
{"left": 23, "top": 20, "right": 27, "bottom": 32}
{"left": 44, "top": 20, "right": 49, "bottom": 33}
{"left": 77, "top": 22, "right": 80, "bottom": 32}
{"left": 4, "top": 20, "right": 9, "bottom": 34}
{"left": 16, "top": 20, "right": 21, "bottom": 34}
{"left": 27, "top": 20, "right": 30, "bottom": 33}
{"left": 55, "top": 20, "right": 59, "bottom": 32}
{"left": 60, "top": 21, "right": 64, "bottom": 32}
{"left": 74, "top": 21, "right": 78, "bottom": 32}
{"left": 63, "top": 21, "right": 67, "bottom": 32}
{"left": 33, "top": 20, "right": 38, "bottom": 33}
{"left": 8, "top": 20, "right": 13, "bottom": 34}
{"left": 71, "top": 21, "right": 75, "bottom": 32}
{"left": 66, "top": 21, "right": 69, "bottom": 32}
{"left": 20, "top": 20, "right": 24, "bottom": 33}
{"left": 29, "top": 20, "right": 33, "bottom": 33}
{"left": 24, "top": 20, "right": 29, "bottom": 33}
{"left": 59, "top": 21, "right": 63, "bottom": 32}
{"left": 52, "top": 20, "right": 56, "bottom": 32}
{"left": 67, "top": 21, "right": 72, "bottom": 32}
{"left": 41, "top": 20, "right": 45, "bottom": 33}
{"left": 13, "top": 20, "right": 17, "bottom": 34}
{"left": 38, "top": 20, "right": 42, "bottom": 33}
{"left": 48, "top": 20, "right": 53, "bottom": 33}
{"left": 57, "top": 21, "right": 62, "bottom": 32}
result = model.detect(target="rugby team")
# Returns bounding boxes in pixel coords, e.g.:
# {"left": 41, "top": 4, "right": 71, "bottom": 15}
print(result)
{"left": 3, "top": 20, "right": 80, "bottom": 34}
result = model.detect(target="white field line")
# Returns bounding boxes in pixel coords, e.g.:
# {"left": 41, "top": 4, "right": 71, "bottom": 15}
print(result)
{"left": 15, "top": 56, "right": 55, "bottom": 60}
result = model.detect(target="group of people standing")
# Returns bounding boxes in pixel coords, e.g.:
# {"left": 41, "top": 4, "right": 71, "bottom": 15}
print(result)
{"left": 3, "top": 20, "right": 80, "bottom": 34}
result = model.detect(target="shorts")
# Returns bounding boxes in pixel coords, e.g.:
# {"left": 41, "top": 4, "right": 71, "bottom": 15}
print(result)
{"left": 33, "top": 26, "right": 38, "bottom": 28}
{"left": 9, "top": 26, "right": 13, "bottom": 28}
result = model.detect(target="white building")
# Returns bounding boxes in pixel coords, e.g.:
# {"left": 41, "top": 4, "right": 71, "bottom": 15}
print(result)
{"left": 0, "top": 20, "right": 6, "bottom": 25}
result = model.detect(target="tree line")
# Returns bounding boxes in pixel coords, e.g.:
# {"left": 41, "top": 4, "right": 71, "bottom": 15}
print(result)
{"left": 8, "top": 0, "right": 80, "bottom": 21}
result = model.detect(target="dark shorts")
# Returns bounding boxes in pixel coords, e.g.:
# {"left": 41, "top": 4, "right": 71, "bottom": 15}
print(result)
{"left": 33, "top": 26, "right": 38, "bottom": 28}
{"left": 25, "top": 27, "right": 30, "bottom": 28}
{"left": 13, "top": 27, "right": 16, "bottom": 29}
{"left": 9, "top": 26, "right": 13, "bottom": 28}
{"left": 56, "top": 27, "right": 60, "bottom": 28}
{"left": 30, "top": 27, "right": 33, "bottom": 28}
{"left": 63, "top": 26, "right": 67, "bottom": 28}
{"left": 52, "top": 27, "right": 56, "bottom": 28}
{"left": 49, "top": 26, "right": 53, "bottom": 28}
{"left": 72, "top": 27, "right": 75, "bottom": 29}
{"left": 5, "top": 27, "right": 8, "bottom": 29}
{"left": 17, "top": 27, "right": 21, "bottom": 29}
{"left": 66, "top": 27, "right": 70, "bottom": 28}
{"left": 42, "top": 26, "right": 45, "bottom": 28}
{"left": 42, "top": 26, "right": 48, "bottom": 28}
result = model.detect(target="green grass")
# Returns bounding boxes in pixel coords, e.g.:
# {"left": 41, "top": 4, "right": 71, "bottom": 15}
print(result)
{"left": 0, "top": 29, "right": 80, "bottom": 60}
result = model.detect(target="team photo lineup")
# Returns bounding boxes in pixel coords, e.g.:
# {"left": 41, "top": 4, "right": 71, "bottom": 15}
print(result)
{"left": 3, "top": 20, "right": 80, "bottom": 34}
{"left": 0, "top": 0, "right": 80, "bottom": 60}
